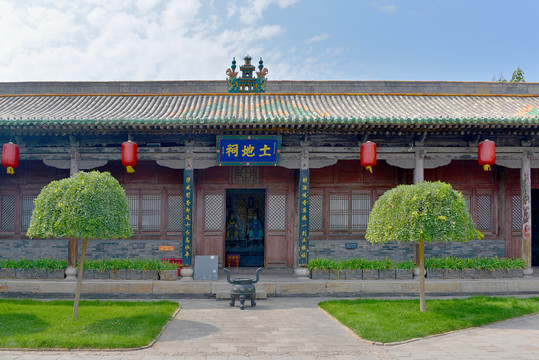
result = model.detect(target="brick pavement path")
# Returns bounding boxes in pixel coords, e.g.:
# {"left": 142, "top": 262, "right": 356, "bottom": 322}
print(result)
{"left": 1, "top": 297, "right": 538, "bottom": 359}
{"left": 383, "top": 312, "right": 539, "bottom": 360}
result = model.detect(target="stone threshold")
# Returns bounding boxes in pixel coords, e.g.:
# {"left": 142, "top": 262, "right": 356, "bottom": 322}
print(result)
{"left": 1, "top": 277, "right": 538, "bottom": 299}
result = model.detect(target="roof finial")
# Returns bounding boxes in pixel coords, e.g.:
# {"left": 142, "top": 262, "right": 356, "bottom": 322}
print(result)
{"left": 226, "top": 55, "right": 268, "bottom": 93}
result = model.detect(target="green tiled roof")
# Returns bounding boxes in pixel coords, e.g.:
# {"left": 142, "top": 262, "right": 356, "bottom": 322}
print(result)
{"left": 0, "top": 94, "right": 538, "bottom": 132}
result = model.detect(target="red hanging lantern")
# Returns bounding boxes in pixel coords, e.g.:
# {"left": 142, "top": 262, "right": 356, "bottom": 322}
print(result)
{"left": 478, "top": 139, "right": 495, "bottom": 171}
{"left": 2, "top": 142, "right": 19, "bottom": 175}
{"left": 122, "top": 140, "right": 137, "bottom": 173}
{"left": 360, "top": 141, "right": 376, "bottom": 173}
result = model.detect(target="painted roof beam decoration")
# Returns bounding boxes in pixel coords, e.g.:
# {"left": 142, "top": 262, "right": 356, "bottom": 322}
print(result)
{"left": 227, "top": 55, "right": 268, "bottom": 93}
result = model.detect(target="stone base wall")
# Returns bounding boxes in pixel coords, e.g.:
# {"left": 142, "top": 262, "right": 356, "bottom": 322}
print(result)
{"left": 0, "top": 238, "right": 506, "bottom": 263}
{"left": 309, "top": 239, "right": 506, "bottom": 261}
{"left": 0, "top": 239, "right": 183, "bottom": 260}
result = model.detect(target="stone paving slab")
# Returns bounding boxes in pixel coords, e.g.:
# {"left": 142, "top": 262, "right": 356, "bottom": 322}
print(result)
{"left": 383, "top": 312, "right": 539, "bottom": 360}
{"left": 1, "top": 297, "right": 539, "bottom": 359}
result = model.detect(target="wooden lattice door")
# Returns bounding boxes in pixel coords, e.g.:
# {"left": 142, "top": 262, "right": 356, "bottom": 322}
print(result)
{"left": 265, "top": 190, "right": 293, "bottom": 266}
{"left": 197, "top": 190, "right": 226, "bottom": 266}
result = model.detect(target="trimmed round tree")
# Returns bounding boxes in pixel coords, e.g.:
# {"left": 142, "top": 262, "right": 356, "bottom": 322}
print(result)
{"left": 27, "top": 171, "right": 133, "bottom": 318}
{"left": 365, "top": 181, "right": 483, "bottom": 311}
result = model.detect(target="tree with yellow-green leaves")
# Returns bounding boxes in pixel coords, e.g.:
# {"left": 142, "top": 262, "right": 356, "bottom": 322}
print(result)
{"left": 365, "top": 181, "right": 483, "bottom": 312}
{"left": 27, "top": 171, "right": 133, "bottom": 318}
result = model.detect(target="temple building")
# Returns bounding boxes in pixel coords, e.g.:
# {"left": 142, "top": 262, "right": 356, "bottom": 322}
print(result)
{"left": 0, "top": 56, "right": 538, "bottom": 277}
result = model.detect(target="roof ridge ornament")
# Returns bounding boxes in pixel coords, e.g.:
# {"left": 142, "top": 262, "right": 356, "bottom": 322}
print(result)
{"left": 227, "top": 55, "right": 268, "bottom": 93}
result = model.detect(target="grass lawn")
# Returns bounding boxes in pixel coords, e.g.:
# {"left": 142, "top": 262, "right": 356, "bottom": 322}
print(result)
{"left": 319, "top": 296, "right": 539, "bottom": 343}
{"left": 0, "top": 299, "right": 179, "bottom": 349}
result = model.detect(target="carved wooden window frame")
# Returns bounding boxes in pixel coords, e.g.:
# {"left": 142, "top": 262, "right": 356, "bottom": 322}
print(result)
{"left": 454, "top": 187, "right": 497, "bottom": 237}
{"left": 322, "top": 189, "right": 375, "bottom": 236}
{"left": 0, "top": 190, "right": 41, "bottom": 238}
{"left": 124, "top": 187, "right": 183, "bottom": 239}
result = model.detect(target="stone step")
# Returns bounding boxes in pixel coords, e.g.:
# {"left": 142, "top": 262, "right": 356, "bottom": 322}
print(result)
{"left": 220, "top": 267, "right": 294, "bottom": 276}
{"left": 216, "top": 290, "right": 267, "bottom": 300}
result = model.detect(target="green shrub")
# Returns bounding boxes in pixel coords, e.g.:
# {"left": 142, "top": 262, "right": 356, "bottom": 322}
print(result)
{"left": 82, "top": 258, "right": 178, "bottom": 271}
{"left": 396, "top": 259, "right": 415, "bottom": 269}
{"left": 0, "top": 258, "right": 67, "bottom": 271}
{"left": 308, "top": 256, "right": 525, "bottom": 271}
{"left": 0, "top": 258, "right": 178, "bottom": 271}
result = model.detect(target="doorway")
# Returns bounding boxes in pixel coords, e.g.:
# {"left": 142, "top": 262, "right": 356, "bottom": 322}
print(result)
{"left": 532, "top": 189, "right": 539, "bottom": 266}
{"left": 225, "top": 189, "right": 265, "bottom": 267}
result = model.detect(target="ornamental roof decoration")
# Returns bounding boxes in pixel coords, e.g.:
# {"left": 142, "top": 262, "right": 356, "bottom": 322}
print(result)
{"left": 227, "top": 55, "right": 268, "bottom": 93}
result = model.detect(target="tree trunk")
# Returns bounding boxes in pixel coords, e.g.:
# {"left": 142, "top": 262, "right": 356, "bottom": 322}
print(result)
{"left": 73, "top": 237, "right": 88, "bottom": 319}
{"left": 68, "top": 236, "right": 78, "bottom": 267}
{"left": 419, "top": 240, "right": 426, "bottom": 312}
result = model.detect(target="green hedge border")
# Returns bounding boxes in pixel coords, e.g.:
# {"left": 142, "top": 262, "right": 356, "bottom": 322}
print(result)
{"left": 0, "top": 258, "right": 178, "bottom": 271}
{"left": 308, "top": 256, "right": 526, "bottom": 271}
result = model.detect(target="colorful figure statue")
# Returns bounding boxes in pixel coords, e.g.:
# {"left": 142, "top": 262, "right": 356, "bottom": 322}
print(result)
{"left": 226, "top": 211, "right": 239, "bottom": 241}
{"left": 248, "top": 213, "right": 263, "bottom": 242}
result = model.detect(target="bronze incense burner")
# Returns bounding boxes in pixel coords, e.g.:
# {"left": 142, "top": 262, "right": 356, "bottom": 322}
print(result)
{"left": 223, "top": 267, "right": 262, "bottom": 310}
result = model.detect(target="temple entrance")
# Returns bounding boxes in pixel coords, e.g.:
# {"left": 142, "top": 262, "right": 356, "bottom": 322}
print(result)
{"left": 532, "top": 189, "right": 539, "bottom": 266}
{"left": 225, "top": 189, "right": 265, "bottom": 267}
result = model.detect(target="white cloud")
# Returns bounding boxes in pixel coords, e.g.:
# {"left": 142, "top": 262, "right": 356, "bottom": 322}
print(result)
{"left": 305, "top": 33, "right": 330, "bottom": 44}
{"left": 276, "top": 0, "right": 300, "bottom": 8}
{"left": 238, "top": 0, "right": 299, "bottom": 25}
{"left": 377, "top": 4, "right": 397, "bottom": 13}
{"left": 0, "top": 0, "right": 290, "bottom": 81}
{"left": 0, "top": 0, "right": 358, "bottom": 82}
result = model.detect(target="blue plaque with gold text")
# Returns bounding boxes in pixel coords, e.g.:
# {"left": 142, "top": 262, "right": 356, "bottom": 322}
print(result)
{"left": 217, "top": 136, "right": 281, "bottom": 166}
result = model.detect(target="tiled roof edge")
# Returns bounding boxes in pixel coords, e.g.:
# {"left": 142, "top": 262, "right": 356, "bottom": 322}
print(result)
{"left": 1, "top": 93, "right": 539, "bottom": 98}
{"left": 1, "top": 80, "right": 539, "bottom": 96}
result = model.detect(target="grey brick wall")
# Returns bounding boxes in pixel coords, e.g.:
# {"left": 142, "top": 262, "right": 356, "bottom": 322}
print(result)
{"left": 0, "top": 238, "right": 506, "bottom": 263}
{"left": 309, "top": 239, "right": 505, "bottom": 261}
{"left": 0, "top": 239, "right": 183, "bottom": 260}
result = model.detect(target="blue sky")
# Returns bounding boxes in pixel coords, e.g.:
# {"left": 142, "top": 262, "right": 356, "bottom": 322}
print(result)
{"left": 0, "top": 0, "right": 537, "bottom": 82}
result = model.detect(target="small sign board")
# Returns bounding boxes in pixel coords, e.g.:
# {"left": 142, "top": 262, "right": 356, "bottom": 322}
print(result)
{"left": 159, "top": 245, "right": 175, "bottom": 251}
{"left": 217, "top": 135, "right": 281, "bottom": 166}
{"left": 345, "top": 243, "right": 358, "bottom": 249}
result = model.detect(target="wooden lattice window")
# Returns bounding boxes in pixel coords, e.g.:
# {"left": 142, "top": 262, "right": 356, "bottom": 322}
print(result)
{"left": 126, "top": 190, "right": 180, "bottom": 236}
{"left": 352, "top": 194, "right": 371, "bottom": 230}
{"left": 512, "top": 195, "right": 521, "bottom": 231}
{"left": 204, "top": 194, "right": 224, "bottom": 230}
{"left": 476, "top": 194, "right": 492, "bottom": 231}
{"left": 167, "top": 195, "right": 183, "bottom": 232}
{"left": 1, "top": 195, "right": 16, "bottom": 232}
{"left": 456, "top": 189, "right": 495, "bottom": 234}
{"left": 330, "top": 194, "right": 349, "bottom": 230}
{"left": 128, "top": 195, "right": 139, "bottom": 230}
{"left": 232, "top": 167, "right": 259, "bottom": 184}
{"left": 21, "top": 195, "right": 37, "bottom": 231}
{"left": 141, "top": 195, "right": 161, "bottom": 231}
{"left": 309, "top": 194, "right": 323, "bottom": 231}
{"left": 267, "top": 194, "right": 286, "bottom": 230}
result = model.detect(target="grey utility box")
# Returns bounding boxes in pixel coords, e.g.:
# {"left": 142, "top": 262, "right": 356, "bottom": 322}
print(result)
{"left": 194, "top": 255, "right": 219, "bottom": 280}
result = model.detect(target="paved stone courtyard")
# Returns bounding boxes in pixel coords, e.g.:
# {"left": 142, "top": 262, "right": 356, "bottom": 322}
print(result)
{"left": 1, "top": 297, "right": 538, "bottom": 359}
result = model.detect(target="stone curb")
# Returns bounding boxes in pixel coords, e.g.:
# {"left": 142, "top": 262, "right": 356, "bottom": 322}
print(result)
{"left": 1, "top": 278, "right": 538, "bottom": 299}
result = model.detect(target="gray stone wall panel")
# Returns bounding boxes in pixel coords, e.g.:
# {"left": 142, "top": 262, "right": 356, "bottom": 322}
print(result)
{"left": 310, "top": 239, "right": 505, "bottom": 261}
{"left": 0, "top": 239, "right": 183, "bottom": 260}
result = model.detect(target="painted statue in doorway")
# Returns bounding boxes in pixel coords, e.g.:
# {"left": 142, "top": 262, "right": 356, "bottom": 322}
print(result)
{"left": 226, "top": 211, "right": 240, "bottom": 241}
{"left": 248, "top": 212, "right": 263, "bottom": 243}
